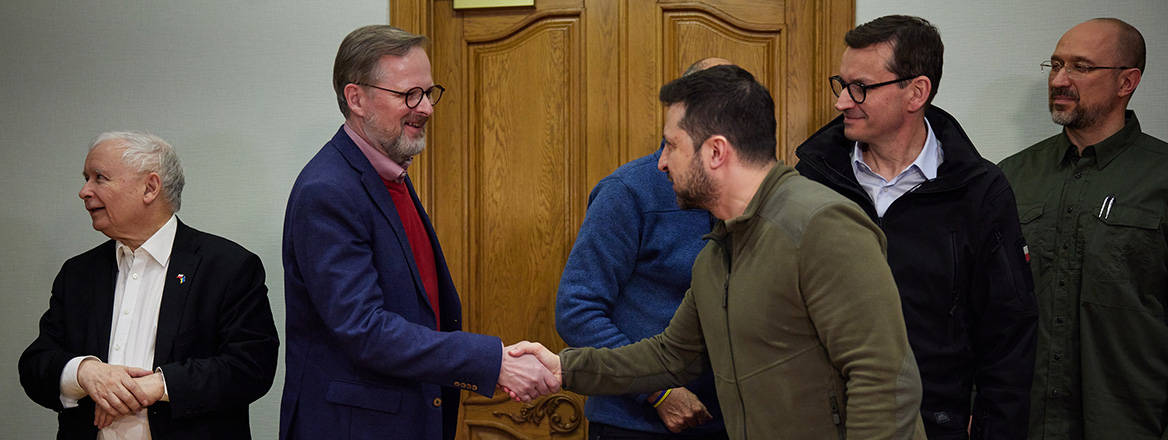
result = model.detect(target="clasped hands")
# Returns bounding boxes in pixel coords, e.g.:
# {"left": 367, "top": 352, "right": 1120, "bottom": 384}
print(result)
{"left": 76, "top": 358, "right": 166, "bottom": 429}
{"left": 497, "top": 341, "right": 561, "bottom": 402}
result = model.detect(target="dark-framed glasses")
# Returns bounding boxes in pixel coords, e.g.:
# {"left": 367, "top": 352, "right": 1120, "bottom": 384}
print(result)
{"left": 829, "top": 75, "right": 916, "bottom": 104}
{"left": 1040, "top": 60, "right": 1135, "bottom": 79}
{"left": 356, "top": 83, "right": 446, "bottom": 108}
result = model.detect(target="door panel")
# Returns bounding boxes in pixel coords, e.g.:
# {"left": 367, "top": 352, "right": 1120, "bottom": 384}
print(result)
{"left": 391, "top": 1, "right": 853, "bottom": 438}
{"left": 468, "top": 16, "right": 581, "bottom": 345}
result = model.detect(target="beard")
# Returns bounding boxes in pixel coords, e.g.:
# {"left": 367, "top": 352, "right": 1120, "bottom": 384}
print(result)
{"left": 1049, "top": 86, "right": 1103, "bottom": 129}
{"left": 384, "top": 130, "right": 426, "bottom": 162}
{"left": 673, "top": 154, "right": 716, "bottom": 211}
{"left": 365, "top": 111, "right": 428, "bottom": 163}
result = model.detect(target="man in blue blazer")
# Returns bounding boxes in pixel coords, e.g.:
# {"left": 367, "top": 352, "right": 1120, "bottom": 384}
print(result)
{"left": 279, "top": 25, "right": 558, "bottom": 440}
{"left": 19, "top": 131, "right": 279, "bottom": 439}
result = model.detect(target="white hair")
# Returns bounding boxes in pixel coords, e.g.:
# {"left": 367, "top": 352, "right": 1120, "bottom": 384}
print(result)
{"left": 89, "top": 131, "right": 185, "bottom": 212}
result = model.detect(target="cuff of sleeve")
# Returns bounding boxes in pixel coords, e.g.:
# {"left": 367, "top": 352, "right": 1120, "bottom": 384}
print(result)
{"left": 155, "top": 367, "right": 169, "bottom": 402}
{"left": 635, "top": 392, "right": 652, "bottom": 405}
{"left": 59, "top": 355, "right": 99, "bottom": 408}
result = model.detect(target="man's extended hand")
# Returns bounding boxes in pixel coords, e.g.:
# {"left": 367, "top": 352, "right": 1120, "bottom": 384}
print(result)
{"left": 498, "top": 341, "right": 560, "bottom": 402}
{"left": 507, "top": 341, "right": 561, "bottom": 378}
{"left": 76, "top": 359, "right": 153, "bottom": 416}
{"left": 652, "top": 387, "right": 712, "bottom": 433}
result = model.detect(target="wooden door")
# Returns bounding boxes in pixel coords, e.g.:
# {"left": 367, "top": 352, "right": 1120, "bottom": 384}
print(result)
{"left": 391, "top": 1, "right": 853, "bottom": 438}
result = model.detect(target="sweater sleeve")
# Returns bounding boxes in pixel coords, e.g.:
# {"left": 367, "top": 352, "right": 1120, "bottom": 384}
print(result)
{"left": 555, "top": 177, "right": 655, "bottom": 403}
{"left": 556, "top": 177, "right": 641, "bottom": 350}
{"left": 798, "top": 202, "right": 925, "bottom": 439}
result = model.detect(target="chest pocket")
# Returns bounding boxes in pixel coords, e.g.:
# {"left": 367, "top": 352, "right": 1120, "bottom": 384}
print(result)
{"left": 1083, "top": 204, "right": 1167, "bottom": 315}
{"left": 1016, "top": 203, "right": 1050, "bottom": 276}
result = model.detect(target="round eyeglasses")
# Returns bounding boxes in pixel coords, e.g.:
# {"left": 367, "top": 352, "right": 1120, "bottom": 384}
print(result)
{"left": 356, "top": 83, "right": 446, "bottom": 109}
{"left": 829, "top": 75, "right": 916, "bottom": 104}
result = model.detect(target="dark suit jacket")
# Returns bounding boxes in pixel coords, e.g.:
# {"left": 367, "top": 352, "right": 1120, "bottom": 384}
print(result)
{"left": 19, "top": 220, "right": 280, "bottom": 439}
{"left": 279, "top": 127, "right": 502, "bottom": 440}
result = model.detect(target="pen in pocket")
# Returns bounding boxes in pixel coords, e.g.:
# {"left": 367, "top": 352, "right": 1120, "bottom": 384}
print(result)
{"left": 1097, "top": 194, "right": 1115, "bottom": 220}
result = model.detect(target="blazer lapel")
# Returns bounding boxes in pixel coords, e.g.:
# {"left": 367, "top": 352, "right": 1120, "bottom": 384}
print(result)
{"left": 88, "top": 241, "right": 118, "bottom": 359}
{"left": 331, "top": 128, "right": 435, "bottom": 319}
{"left": 154, "top": 221, "right": 201, "bottom": 365}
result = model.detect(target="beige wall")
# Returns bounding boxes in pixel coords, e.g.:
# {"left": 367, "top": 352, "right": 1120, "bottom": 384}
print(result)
{"left": 0, "top": 0, "right": 385, "bottom": 437}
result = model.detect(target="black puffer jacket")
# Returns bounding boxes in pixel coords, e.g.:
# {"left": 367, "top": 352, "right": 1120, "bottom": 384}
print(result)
{"left": 795, "top": 106, "right": 1037, "bottom": 440}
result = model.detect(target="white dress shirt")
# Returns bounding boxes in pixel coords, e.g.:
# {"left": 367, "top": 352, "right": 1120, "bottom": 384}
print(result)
{"left": 851, "top": 117, "right": 943, "bottom": 217}
{"left": 59, "top": 215, "right": 177, "bottom": 439}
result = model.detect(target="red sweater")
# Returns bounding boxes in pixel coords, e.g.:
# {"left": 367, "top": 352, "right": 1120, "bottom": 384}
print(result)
{"left": 382, "top": 178, "right": 440, "bottom": 330}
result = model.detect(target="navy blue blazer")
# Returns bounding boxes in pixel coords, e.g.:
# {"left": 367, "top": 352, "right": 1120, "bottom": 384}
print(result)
{"left": 280, "top": 127, "right": 502, "bottom": 440}
{"left": 19, "top": 220, "right": 279, "bottom": 439}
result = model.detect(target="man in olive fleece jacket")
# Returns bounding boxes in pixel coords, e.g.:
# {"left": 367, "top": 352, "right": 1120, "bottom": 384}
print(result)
{"left": 509, "top": 65, "right": 925, "bottom": 440}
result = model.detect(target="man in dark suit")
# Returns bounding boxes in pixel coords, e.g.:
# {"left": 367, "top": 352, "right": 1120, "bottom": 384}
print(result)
{"left": 279, "top": 25, "right": 557, "bottom": 440}
{"left": 19, "top": 131, "right": 279, "bottom": 439}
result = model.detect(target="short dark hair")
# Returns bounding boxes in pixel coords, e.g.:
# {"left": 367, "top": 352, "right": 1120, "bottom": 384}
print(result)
{"left": 845, "top": 15, "right": 944, "bottom": 105}
{"left": 1092, "top": 18, "right": 1146, "bottom": 72}
{"left": 658, "top": 65, "right": 776, "bottom": 166}
{"left": 333, "top": 25, "right": 428, "bottom": 118}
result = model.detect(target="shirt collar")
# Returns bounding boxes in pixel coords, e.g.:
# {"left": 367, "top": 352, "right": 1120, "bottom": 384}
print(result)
{"left": 115, "top": 215, "right": 178, "bottom": 268}
{"left": 1059, "top": 110, "right": 1142, "bottom": 170}
{"left": 850, "top": 117, "right": 943, "bottom": 180}
{"left": 344, "top": 122, "right": 409, "bottom": 183}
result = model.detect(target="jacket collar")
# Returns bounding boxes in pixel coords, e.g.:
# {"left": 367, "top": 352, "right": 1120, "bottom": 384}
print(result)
{"left": 326, "top": 126, "right": 436, "bottom": 326}
{"left": 705, "top": 163, "right": 798, "bottom": 240}
{"left": 88, "top": 240, "right": 119, "bottom": 358}
{"left": 795, "top": 106, "right": 987, "bottom": 193}
{"left": 153, "top": 219, "right": 202, "bottom": 365}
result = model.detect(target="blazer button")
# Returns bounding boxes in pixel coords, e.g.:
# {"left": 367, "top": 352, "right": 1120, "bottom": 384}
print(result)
{"left": 433, "top": 397, "right": 443, "bottom": 407}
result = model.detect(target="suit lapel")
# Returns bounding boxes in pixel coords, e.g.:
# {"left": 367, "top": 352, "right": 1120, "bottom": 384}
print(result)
{"left": 88, "top": 241, "right": 118, "bottom": 359}
{"left": 154, "top": 221, "right": 202, "bottom": 365}
{"left": 330, "top": 128, "right": 435, "bottom": 319}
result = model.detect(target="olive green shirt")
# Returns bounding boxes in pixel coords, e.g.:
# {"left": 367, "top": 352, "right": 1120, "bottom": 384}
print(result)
{"left": 998, "top": 111, "right": 1168, "bottom": 440}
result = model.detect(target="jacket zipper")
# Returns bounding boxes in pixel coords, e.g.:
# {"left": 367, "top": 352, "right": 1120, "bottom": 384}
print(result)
{"left": 947, "top": 231, "right": 961, "bottom": 340}
{"left": 714, "top": 234, "right": 748, "bottom": 440}
{"left": 830, "top": 394, "right": 845, "bottom": 440}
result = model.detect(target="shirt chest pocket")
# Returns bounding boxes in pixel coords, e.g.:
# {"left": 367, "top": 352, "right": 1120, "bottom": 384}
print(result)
{"left": 1083, "top": 205, "right": 1167, "bottom": 315}
{"left": 1017, "top": 203, "right": 1052, "bottom": 273}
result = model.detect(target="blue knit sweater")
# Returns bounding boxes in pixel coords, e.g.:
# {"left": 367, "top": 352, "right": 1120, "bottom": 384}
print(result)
{"left": 555, "top": 149, "right": 724, "bottom": 435}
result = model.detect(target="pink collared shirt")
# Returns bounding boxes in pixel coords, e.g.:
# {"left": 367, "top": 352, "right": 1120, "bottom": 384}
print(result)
{"left": 344, "top": 122, "right": 410, "bottom": 182}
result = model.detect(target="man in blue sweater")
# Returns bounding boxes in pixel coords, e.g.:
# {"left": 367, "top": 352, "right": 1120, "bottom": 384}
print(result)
{"left": 555, "top": 58, "right": 730, "bottom": 440}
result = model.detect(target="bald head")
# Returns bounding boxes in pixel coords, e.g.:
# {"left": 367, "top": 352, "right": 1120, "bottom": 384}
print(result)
{"left": 683, "top": 57, "right": 733, "bottom": 76}
{"left": 1062, "top": 18, "right": 1145, "bottom": 72}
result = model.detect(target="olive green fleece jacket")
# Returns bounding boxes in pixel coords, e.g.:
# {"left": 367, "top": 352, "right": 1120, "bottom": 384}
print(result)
{"left": 561, "top": 164, "right": 926, "bottom": 440}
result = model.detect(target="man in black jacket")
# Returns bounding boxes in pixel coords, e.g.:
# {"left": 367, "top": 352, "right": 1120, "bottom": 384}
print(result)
{"left": 19, "top": 131, "right": 279, "bottom": 438}
{"left": 794, "top": 15, "right": 1037, "bottom": 439}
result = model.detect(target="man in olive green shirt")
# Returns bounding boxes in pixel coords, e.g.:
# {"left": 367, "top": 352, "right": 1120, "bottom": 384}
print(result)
{"left": 998, "top": 18, "right": 1168, "bottom": 440}
{"left": 510, "top": 65, "right": 926, "bottom": 440}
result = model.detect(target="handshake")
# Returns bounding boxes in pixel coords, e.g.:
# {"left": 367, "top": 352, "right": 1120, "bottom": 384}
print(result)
{"left": 496, "top": 341, "right": 561, "bottom": 402}
{"left": 494, "top": 341, "right": 714, "bottom": 433}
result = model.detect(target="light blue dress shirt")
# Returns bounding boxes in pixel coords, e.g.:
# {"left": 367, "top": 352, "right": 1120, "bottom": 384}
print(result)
{"left": 851, "top": 117, "right": 943, "bottom": 217}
